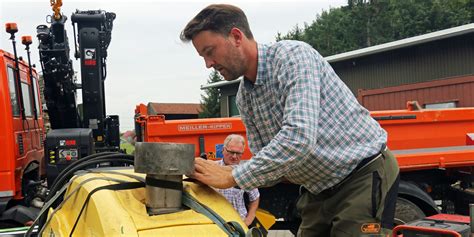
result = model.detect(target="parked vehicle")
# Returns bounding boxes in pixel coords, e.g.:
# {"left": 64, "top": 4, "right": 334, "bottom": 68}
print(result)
{"left": 135, "top": 101, "right": 474, "bottom": 232}
{"left": 0, "top": 0, "right": 119, "bottom": 226}
{"left": 0, "top": 24, "right": 46, "bottom": 228}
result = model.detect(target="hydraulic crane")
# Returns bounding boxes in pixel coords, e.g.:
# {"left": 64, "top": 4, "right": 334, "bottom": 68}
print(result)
{"left": 36, "top": 0, "right": 120, "bottom": 185}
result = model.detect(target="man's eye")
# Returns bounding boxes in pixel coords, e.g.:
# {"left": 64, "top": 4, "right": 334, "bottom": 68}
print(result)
{"left": 206, "top": 49, "right": 213, "bottom": 57}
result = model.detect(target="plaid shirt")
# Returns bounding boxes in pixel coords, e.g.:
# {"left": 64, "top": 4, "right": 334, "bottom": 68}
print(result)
{"left": 215, "top": 160, "right": 260, "bottom": 220}
{"left": 233, "top": 40, "right": 387, "bottom": 195}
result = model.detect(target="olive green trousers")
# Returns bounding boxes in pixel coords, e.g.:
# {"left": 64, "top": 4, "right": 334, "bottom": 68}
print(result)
{"left": 296, "top": 148, "right": 400, "bottom": 237}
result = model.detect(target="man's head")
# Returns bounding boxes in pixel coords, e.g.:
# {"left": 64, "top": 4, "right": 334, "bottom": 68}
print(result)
{"left": 222, "top": 134, "right": 245, "bottom": 166}
{"left": 180, "top": 4, "right": 254, "bottom": 81}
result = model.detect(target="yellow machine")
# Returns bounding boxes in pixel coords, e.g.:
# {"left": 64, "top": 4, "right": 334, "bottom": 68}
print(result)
{"left": 23, "top": 142, "right": 274, "bottom": 237}
{"left": 40, "top": 168, "right": 259, "bottom": 236}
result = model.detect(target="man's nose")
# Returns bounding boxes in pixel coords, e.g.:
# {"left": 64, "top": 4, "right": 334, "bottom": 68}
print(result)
{"left": 204, "top": 57, "right": 215, "bottom": 68}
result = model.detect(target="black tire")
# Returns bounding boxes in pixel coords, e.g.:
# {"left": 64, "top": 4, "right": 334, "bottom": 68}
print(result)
{"left": 394, "top": 197, "right": 425, "bottom": 226}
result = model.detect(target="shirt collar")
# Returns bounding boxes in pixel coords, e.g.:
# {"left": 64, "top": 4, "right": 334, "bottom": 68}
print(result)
{"left": 243, "top": 43, "right": 267, "bottom": 88}
{"left": 255, "top": 43, "right": 268, "bottom": 86}
{"left": 217, "top": 159, "right": 225, "bottom": 166}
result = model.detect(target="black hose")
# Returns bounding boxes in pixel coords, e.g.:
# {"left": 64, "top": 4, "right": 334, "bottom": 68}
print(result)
{"left": 38, "top": 157, "right": 134, "bottom": 228}
{"left": 48, "top": 152, "right": 131, "bottom": 195}
{"left": 48, "top": 155, "right": 134, "bottom": 203}
{"left": 48, "top": 151, "right": 116, "bottom": 189}
{"left": 38, "top": 152, "right": 134, "bottom": 229}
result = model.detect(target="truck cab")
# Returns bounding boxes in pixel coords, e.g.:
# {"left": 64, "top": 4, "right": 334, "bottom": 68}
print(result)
{"left": 0, "top": 49, "right": 45, "bottom": 226}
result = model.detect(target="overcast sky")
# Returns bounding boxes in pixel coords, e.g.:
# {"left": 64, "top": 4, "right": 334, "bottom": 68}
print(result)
{"left": 1, "top": 0, "right": 346, "bottom": 130}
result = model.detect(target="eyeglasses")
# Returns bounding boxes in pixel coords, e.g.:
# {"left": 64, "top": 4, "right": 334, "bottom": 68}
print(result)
{"left": 225, "top": 147, "right": 244, "bottom": 156}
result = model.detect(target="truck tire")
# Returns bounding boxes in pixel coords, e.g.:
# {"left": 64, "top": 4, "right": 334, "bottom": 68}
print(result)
{"left": 394, "top": 197, "right": 425, "bottom": 225}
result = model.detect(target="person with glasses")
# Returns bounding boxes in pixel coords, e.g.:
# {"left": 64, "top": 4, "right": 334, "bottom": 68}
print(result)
{"left": 182, "top": 4, "right": 399, "bottom": 236}
{"left": 215, "top": 134, "right": 260, "bottom": 227}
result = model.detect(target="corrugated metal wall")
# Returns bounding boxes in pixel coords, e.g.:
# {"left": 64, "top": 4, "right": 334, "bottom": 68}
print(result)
{"left": 331, "top": 33, "right": 474, "bottom": 96}
{"left": 358, "top": 75, "right": 474, "bottom": 110}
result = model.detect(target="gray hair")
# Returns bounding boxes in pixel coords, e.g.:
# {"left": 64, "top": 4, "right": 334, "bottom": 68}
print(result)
{"left": 224, "top": 134, "right": 245, "bottom": 148}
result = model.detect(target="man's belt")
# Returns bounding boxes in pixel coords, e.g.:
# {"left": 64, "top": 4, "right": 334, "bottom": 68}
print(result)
{"left": 354, "top": 144, "right": 387, "bottom": 173}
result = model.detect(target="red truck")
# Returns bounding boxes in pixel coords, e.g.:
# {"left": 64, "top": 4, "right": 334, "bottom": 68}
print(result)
{"left": 0, "top": 24, "right": 46, "bottom": 228}
{"left": 135, "top": 101, "right": 474, "bottom": 232}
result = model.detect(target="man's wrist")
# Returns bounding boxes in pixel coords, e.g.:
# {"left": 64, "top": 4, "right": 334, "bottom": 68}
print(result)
{"left": 227, "top": 171, "right": 237, "bottom": 187}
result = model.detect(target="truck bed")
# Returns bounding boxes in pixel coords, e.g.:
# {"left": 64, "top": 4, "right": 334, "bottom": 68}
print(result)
{"left": 392, "top": 145, "right": 474, "bottom": 171}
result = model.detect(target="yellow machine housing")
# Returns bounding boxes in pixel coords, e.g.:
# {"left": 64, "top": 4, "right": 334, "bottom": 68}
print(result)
{"left": 42, "top": 168, "right": 248, "bottom": 237}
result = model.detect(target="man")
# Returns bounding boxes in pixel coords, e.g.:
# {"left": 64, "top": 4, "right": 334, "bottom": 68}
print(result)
{"left": 181, "top": 4, "right": 400, "bottom": 236}
{"left": 215, "top": 134, "right": 260, "bottom": 227}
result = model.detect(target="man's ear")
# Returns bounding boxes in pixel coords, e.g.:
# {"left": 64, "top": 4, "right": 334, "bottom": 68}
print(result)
{"left": 229, "top": 27, "right": 243, "bottom": 46}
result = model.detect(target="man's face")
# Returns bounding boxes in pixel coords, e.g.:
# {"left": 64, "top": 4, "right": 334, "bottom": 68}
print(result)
{"left": 192, "top": 30, "right": 246, "bottom": 81}
{"left": 222, "top": 139, "right": 244, "bottom": 166}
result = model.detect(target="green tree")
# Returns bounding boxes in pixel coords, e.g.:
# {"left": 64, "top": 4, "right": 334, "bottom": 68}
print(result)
{"left": 199, "top": 70, "right": 222, "bottom": 118}
{"left": 277, "top": 0, "right": 473, "bottom": 56}
{"left": 276, "top": 24, "right": 305, "bottom": 41}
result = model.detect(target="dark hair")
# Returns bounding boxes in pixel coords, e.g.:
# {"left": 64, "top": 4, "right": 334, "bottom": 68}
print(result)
{"left": 180, "top": 4, "right": 254, "bottom": 42}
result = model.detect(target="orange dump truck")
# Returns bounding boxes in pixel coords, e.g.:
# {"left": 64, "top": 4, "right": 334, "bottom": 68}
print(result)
{"left": 135, "top": 102, "right": 474, "bottom": 232}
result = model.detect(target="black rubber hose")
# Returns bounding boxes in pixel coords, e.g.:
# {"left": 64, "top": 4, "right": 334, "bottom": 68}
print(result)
{"left": 46, "top": 156, "right": 134, "bottom": 205}
{"left": 48, "top": 152, "right": 116, "bottom": 189}
{"left": 47, "top": 153, "right": 133, "bottom": 199}
{"left": 48, "top": 152, "right": 122, "bottom": 190}
{"left": 38, "top": 157, "right": 134, "bottom": 228}
{"left": 48, "top": 155, "right": 134, "bottom": 202}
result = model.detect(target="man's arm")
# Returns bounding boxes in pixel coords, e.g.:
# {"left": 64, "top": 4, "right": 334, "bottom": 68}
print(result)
{"left": 244, "top": 197, "right": 259, "bottom": 226}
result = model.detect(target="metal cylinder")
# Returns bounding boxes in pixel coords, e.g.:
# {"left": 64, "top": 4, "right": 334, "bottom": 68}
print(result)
{"left": 134, "top": 142, "right": 194, "bottom": 215}
{"left": 146, "top": 174, "right": 183, "bottom": 214}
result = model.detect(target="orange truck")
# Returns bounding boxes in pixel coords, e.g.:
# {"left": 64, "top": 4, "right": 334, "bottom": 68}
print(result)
{"left": 0, "top": 24, "right": 46, "bottom": 228}
{"left": 135, "top": 101, "right": 474, "bottom": 232}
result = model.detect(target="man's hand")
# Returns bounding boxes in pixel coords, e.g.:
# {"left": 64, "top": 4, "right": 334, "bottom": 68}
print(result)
{"left": 192, "top": 158, "right": 237, "bottom": 189}
{"left": 244, "top": 217, "right": 253, "bottom": 227}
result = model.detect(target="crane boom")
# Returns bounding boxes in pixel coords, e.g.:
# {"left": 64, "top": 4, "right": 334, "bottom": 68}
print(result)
{"left": 37, "top": 12, "right": 79, "bottom": 129}
{"left": 36, "top": 2, "right": 120, "bottom": 186}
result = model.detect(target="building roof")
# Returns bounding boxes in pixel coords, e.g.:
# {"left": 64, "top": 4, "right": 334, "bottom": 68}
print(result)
{"left": 147, "top": 103, "right": 201, "bottom": 115}
{"left": 201, "top": 23, "right": 474, "bottom": 89}
{"left": 325, "top": 23, "right": 474, "bottom": 63}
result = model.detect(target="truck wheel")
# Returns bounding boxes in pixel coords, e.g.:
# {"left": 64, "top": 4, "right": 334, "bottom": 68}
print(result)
{"left": 394, "top": 197, "right": 425, "bottom": 225}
